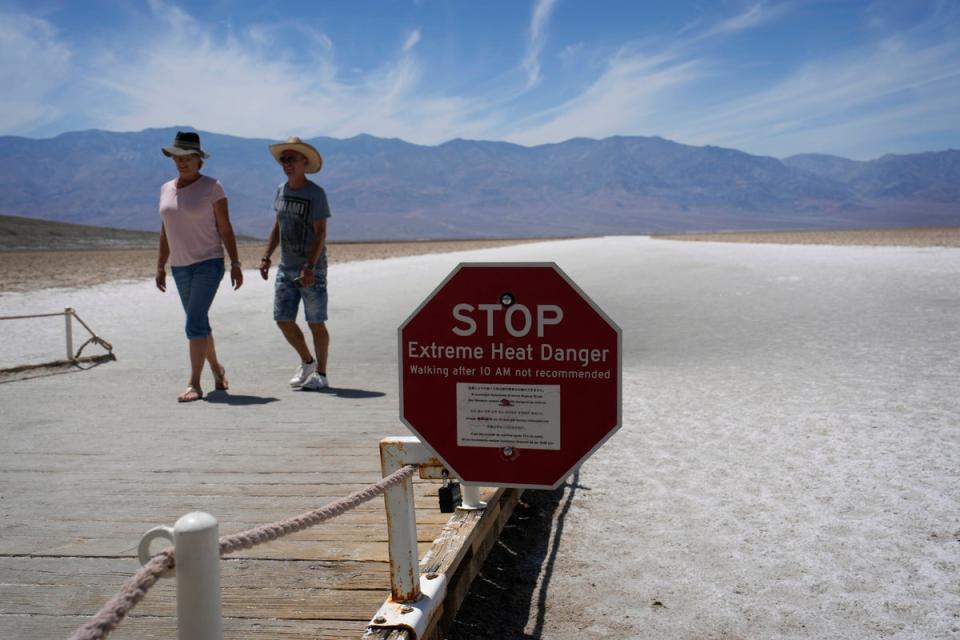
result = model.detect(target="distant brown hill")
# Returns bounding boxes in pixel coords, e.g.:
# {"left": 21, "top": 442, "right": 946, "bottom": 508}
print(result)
{"left": 0, "top": 214, "right": 260, "bottom": 251}
{"left": 0, "top": 214, "right": 162, "bottom": 251}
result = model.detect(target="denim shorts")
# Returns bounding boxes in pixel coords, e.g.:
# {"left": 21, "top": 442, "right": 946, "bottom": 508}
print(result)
{"left": 274, "top": 264, "right": 328, "bottom": 323}
{"left": 171, "top": 257, "right": 224, "bottom": 339}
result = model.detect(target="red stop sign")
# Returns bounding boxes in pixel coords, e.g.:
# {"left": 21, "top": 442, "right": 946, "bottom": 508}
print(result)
{"left": 399, "top": 262, "right": 621, "bottom": 489}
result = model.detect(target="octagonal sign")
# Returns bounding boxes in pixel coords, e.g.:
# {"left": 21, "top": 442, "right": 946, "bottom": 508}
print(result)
{"left": 399, "top": 262, "right": 621, "bottom": 489}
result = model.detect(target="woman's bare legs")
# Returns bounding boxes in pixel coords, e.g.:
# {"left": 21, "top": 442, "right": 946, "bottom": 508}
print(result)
{"left": 178, "top": 334, "right": 223, "bottom": 400}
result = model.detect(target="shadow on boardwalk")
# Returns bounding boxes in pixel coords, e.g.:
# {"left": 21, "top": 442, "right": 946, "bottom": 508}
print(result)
{"left": 448, "top": 473, "right": 584, "bottom": 639}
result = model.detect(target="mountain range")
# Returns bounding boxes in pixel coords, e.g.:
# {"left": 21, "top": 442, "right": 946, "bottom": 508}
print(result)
{"left": 0, "top": 127, "right": 957, "bottom": 240}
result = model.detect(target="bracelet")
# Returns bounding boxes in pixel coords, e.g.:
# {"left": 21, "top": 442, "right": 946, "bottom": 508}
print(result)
{"left": 231, "top": 261, "right": 242, "bottom": 268}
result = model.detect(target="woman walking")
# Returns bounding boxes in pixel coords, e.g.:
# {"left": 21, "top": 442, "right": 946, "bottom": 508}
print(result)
{"left": 155, "top": 131, "right": 243, "bottom": 402}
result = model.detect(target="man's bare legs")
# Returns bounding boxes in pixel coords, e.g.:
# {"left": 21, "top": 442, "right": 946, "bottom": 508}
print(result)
{"left": 308, "top": 322, "right": 329, "bottom": 375}
{"left": 277, "top": 321, "right": 313, "bottom": 363}
{"left": 277, "top": 320, "right": 330, "bottom": 389}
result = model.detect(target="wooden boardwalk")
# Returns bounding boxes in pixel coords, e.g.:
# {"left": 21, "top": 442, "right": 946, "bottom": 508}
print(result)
{"left": 0, "top": 252, "right": 535, "bottom": 639}
{"left": 0, "top": 426, "right": 518, "bottom": 639}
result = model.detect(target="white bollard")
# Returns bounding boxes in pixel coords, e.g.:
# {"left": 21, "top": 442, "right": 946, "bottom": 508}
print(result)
{"left": 459, "top": 484, "right": 487, "bottom": 511}
{"left": 139, "top": 512, "right": 223, "bottom": 640}
{"left": 64, "top": 308, "right": 74, "bottom": 361}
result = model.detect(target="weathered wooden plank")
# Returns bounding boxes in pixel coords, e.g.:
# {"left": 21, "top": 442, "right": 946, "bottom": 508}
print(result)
{"left": 1, "top": 614, "right": 366, "bottom": 640}
{"left": 0, "top": 539, "right": 433, "bottom": 562}
{"left": 1, "top": 557, "right": 391, "bottom": 589}
{"left": 1, "top": 583, "right": 389, "bottom": 619}
{"left": 0, "top": 522, "right": 440, "bottom": 544}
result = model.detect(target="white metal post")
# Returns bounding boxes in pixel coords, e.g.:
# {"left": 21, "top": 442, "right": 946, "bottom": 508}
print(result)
{"left": 139, "top": 511, "right": 222, "bottom": 640}
{"left": 64, "top": 307, "right": 74, "bottom": 361}
{"left": 173, "top": 512, "right": 222, "bottom": 640}
{"left": 460, "top": 484, "right": 486, "bottom": 510}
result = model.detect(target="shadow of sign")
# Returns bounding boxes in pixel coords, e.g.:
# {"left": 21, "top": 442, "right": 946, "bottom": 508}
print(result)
{"left": 449, "top": 471, "right": 585, "bottom": 639}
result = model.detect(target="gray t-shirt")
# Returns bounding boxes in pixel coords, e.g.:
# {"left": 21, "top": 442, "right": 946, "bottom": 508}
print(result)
{"left": 274, "top": 180, "right": 331, "bottom": 270}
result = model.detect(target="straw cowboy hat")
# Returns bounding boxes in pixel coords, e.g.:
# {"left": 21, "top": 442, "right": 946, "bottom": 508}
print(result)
{"left": 269, "top": 136, "right": 323, "bottom": 173}
{"left": 161, "top": 131, "right": 210, "bottom": 158}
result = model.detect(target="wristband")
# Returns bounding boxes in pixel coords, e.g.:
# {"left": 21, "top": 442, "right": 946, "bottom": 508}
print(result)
{"left": 231, "top": 261, "right": 242, "bottom": 268}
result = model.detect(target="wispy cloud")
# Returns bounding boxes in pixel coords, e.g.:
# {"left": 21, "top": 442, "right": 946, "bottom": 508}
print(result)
{"left": 509, "top": 49, "right": 700, "bottom": 144}
{"left": 75, "top": 2, "right": 486, "bottom": 143}
{"left": 0, "top": 9, "right": 72, "bottom": 133}
{"left": 703, "top": 1, "right": 788, "bottom": 37}
{"left": 668, "top": 35, "right": 960, "bottom": 158}
{"left": 1, "top": 0, "right": 956, "bottom": 158}
{"left": 504, "top": 1, "right": 960, "bottom": 158}
{"left": 403, "top": 29, "right": 422, "bottom": 54}
{"left": 505, "top": 2, "right": 783, "bottom": 145}
{"left": 522, "top": 0, "right": 559, "bottom": 89}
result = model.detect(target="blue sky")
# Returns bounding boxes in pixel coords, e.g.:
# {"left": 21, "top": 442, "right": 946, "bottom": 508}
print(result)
{"left": 1, "top": 0, "right": 958, "bottom": 159}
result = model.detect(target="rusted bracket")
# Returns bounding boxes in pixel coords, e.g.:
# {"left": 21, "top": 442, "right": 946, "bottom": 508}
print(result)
{"left": 367, "top": 571, "right": 447, "bottom": 639}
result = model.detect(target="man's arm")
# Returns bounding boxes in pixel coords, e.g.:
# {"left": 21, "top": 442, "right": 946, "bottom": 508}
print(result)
{"left": 300, "top": 218, "right": 327, "bottom": 287}
{"left": 260, "top": 219, "right": 280, "bottom": 280}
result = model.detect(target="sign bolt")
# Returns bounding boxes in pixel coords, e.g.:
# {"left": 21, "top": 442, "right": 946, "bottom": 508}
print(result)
{"left": 500, "top": 291, "right": 515, "bottom": 306}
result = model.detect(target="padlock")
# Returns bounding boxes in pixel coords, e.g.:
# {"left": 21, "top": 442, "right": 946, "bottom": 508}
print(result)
{"left": 438, "top": 472, "right": 461, "bottom": 513}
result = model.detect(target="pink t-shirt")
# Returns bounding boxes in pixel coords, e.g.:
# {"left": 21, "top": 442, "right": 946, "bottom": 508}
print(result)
{"left": 159, "top": 176, "right": 227, "bottom": 267}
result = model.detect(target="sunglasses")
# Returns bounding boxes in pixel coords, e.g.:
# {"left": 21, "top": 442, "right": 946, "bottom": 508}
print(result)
{"left": 278, "top": 155, "right": 301, "bottom": 164}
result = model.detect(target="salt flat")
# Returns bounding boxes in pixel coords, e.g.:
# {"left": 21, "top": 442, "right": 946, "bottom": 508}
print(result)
{"left": 1, "top": 236, "right": 958, "bottom": 639}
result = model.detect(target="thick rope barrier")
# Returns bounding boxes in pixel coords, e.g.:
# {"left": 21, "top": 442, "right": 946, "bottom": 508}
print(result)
{"left": 70, "top": 311, "right": 114, "bottom": 359}
{"left": 68, "top": 464, "right": 418, "bottom": 640}
{"left": 67, "top": 552, "right": 174, "bottom": 640}
{"left": 0, "top": 311, "right": 70, "bottom": 320}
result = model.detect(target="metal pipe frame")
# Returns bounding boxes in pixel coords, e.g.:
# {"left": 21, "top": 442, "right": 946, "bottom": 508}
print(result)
{"left": 379, "top": 436, "right": 443, "bottom": 603}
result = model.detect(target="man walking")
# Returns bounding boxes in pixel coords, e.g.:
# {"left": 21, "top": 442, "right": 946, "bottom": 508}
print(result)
{"left": 259, "top": 136, "right": 331, "bottom": 390}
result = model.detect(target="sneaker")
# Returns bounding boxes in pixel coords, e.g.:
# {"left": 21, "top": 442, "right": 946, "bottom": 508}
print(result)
{"left": 300, "top": 373, "right": 328, "bottom": 391}
{"left": 289, "top": 359, "right": 317, "bottom": 387}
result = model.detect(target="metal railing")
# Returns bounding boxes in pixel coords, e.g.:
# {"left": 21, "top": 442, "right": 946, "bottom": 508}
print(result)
{"left": 0, "top": 307, "right": 113, "bottom": 365}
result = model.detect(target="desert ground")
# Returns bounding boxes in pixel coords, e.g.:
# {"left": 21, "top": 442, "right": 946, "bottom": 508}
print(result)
{"left": 657, "top": 226, "right": 960, "bottom": 247}
{"left": 0, "top": 240, "right": 541, "bottom": 293}
{"left": 1, "top": 227, "right": 958, "bottom": 294}
{"left": 1, "top": 230, "right": 957, "bottom": 639}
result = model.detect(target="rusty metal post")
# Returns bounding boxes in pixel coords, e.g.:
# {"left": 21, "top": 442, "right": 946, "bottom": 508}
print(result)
{"left": 379, "top": 437, "right": 439, "bottom": 603}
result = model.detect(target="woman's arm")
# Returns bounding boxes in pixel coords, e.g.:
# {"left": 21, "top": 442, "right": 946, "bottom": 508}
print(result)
{"left": 156, "top": 223, "right": 170, "bottom": 292}
{"left": 213, "top": 197, "right": 244, "bottom": 290}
